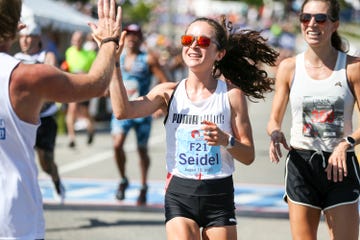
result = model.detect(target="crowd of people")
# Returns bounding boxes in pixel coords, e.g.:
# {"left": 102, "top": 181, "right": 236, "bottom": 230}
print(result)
{"left": 1, "top": 0, "right": 360, "bottom": 239}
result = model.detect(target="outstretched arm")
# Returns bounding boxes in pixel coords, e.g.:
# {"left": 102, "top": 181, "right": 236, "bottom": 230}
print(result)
{"left": 109, "top": 65, "right": 177, "bottom": 119}
{"left": 148, "top": 52, "right": 172, "bottom": 83}
{"left": 10, "top": 0, "right": 122, "bottom": 124}
{"left": 110, "top": 49, "right": 178, "bottom": 120}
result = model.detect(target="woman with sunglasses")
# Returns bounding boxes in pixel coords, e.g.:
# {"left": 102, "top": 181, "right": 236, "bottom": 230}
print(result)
{"left": 110, "top": 16, "right": 278, "bottom": 239}
{"left": 267, "top": 0, "right": 360, "bottom": 239}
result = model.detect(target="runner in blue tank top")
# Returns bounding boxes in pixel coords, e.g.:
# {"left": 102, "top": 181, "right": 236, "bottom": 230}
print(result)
{"left": 111, "top": 23, "right": 170, "bottom": 205}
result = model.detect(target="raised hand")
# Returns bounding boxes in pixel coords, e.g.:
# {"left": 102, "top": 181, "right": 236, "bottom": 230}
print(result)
{"left": 89, "top": 0, "right": 122, "bottom": 45}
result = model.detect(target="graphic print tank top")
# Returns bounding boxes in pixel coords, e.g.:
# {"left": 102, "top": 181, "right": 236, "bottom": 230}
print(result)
{"left": 289, "top": 51, "right": 354, "bottom": 151}
{"left": 165, "top": 79, "right": 234, "bottom": 180}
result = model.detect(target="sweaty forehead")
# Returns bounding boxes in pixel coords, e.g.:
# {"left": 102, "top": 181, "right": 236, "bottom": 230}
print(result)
{"left": 186, "top": 21, "right": 214, "bottom": 37}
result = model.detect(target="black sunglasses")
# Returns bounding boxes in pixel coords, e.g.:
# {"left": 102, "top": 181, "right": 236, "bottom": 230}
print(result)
{"left": 299, "top": 13, "right": 328, "bottom": 24}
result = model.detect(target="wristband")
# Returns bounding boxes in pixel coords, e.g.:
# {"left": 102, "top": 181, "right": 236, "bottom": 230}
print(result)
{"left": 100, "top": 37, "right": 119, "bottom": 49}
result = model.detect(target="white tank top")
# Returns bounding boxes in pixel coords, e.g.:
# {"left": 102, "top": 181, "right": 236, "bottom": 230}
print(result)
{"left": 164, "top": 79, "right": 234, "bottom": 179}
{"left": 0, "top": 53, "right": 44, "bottom": 239}
{"left": 289, "top": 51, "right": 354, "bottom": 151}
{"left": 14, "top": 51, "right": 46, "bottom": 64}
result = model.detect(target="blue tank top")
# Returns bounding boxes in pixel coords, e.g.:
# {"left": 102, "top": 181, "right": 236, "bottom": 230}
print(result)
{"left": 120, "top": 51, "right": 151, "bottom": 98}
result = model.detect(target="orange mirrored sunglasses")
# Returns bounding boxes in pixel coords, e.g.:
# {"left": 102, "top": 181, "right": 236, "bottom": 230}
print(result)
{"left": 181, "top": 35, "right": 219, "bottom": 48}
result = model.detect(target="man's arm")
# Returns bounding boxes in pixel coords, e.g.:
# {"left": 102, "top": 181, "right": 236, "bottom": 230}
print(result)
{"left": 148, "top": 52, "right": 171, "bottom": 83}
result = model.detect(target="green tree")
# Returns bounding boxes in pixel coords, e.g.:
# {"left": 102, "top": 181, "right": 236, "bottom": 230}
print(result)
{"left": 64, "top": 0, "right": 156, "bottom": 24}
{"left": 119, "top": 0, "right": 156, "bottom": 25}
{"left": 219, "top": 0, "right": 263, "bottom": 7}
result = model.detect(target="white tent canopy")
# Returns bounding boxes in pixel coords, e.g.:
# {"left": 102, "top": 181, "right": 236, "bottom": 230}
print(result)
{"left": 22, "top": 0, "right": 97, "bottom": 33}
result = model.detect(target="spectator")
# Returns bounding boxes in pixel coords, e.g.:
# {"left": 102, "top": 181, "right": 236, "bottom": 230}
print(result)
{"left": 65, "top": 31, "right": 97, "bottom": 148}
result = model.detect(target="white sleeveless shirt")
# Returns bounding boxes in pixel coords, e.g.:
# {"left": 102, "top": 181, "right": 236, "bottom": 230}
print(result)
{"left": 164, "top": 79, "right": 234, "bottom": 179}
{"left": 14, "top": 51, "right": 46, "bottom": 64}
{"left": 289, "top": 51, "right": 354, "bottom": 151}
{"left": 0, "top": 53, "right": 44, "bottom": 239}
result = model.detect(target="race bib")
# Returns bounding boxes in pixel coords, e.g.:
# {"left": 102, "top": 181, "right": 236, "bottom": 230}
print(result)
{"left": 124, "top": 79, "right": 140, "bottom": 100}
{"left": 175, "top": 127, "right": 222, "bottom": 177}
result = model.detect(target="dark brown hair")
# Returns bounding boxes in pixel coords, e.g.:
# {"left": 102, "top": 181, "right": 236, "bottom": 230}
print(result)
{"left": 0, "top": 0, "right": 22, "bottom": 43}
{"left": 188, "top": 17, "right": 279, "bottom": 101}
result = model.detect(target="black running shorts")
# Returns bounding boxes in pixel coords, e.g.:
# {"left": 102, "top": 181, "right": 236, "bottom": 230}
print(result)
{"left": 35, "top": 116, "right": 58, "bottom": 151}
{"left": 165, "top": 175, "right": 237, "bottom": 228}
{"left": 284, "top": 148, "right": 360, "bottom": 210}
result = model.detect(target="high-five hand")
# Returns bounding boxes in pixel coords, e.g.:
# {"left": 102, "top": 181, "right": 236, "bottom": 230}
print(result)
{"left": 89, "top": 0, "right": 122, "bottom": 45}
